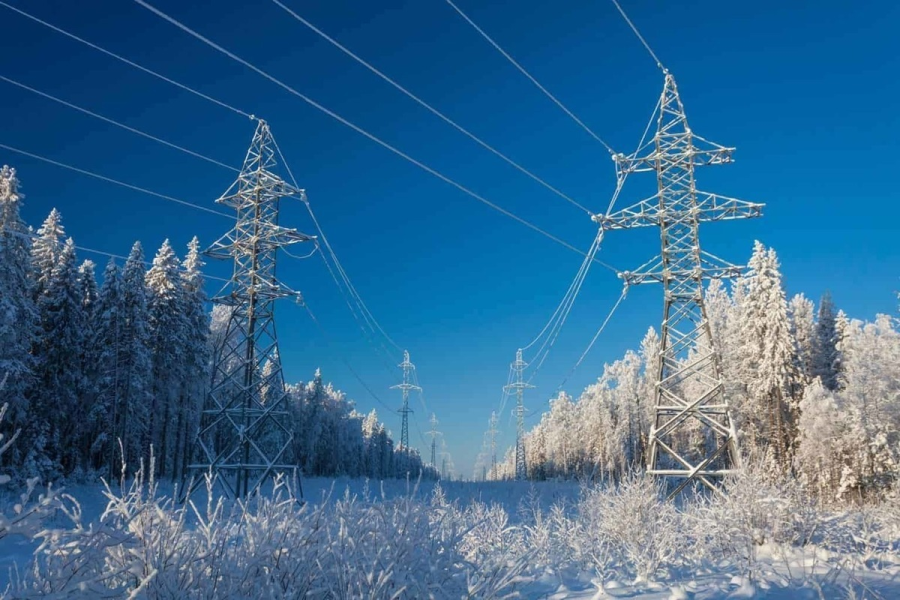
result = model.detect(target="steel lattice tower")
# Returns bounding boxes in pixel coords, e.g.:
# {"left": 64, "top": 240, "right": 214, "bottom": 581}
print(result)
{"left": 504, "top": 349, "right": 533, "bottom": 481}
{"left": 190, "top": 119, "right": 314, "bottom": 499}
{"left": 596, "top": 73, "right": 763, "bottom": 497}
{"left": 390, "top": 350, "right": 421, "bottom": 451}
{"left": 488, "top": 411, "right": 498, "bottom": 480}
{"left": 428, "top": 412, "right": 440, "bottom": 468}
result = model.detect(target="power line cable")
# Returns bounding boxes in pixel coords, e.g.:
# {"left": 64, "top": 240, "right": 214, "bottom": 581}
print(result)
{"left": 0, "top": 1, "right": 255, "bottom": 120}
{"left": 556, "top": 284, "right": 629, "bottom": 391}
{"left": 608, "top": 0, "right": 666, "bottom": 73}
{"left": 270, "top": 0, "right": 592, "bottom": 215}
{"left": 443, "top": 0, "right": 616, "bottom": 154}
{"left": 132, "top": 0, "right": 620, "bottom": 274}
{"left": 0, "top": 142, "right": 232, "bottom": 218}
{"left": 302, "top": 301, "right": 400, "bottom": 416}
{"left": 2, "top": 227, "right": 232, "bottom": 284}
{"left": 0, "top": 74, "right": 239, "bottom": 173}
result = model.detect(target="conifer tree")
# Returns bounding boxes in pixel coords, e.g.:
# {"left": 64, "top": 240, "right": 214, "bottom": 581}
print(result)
{"left": 145, "top": 239, "right": 187, "bottom": 477}
{"left": 0, "top": 166, "right": 38, "bottom": 475}
{"left": 34, "top": 239, "right": 85, "bottom": 475}
{"left": 788, "top": 293, "right": 816, "bottom": 383}
{"left": 30, "top": 208, "right": 65, "bottom": 300}
{"left": 813, "top": 293, "right": 840, "bottom": 390}
{"left": 173, "top": 237, "right": 209, "bottom": 480}
{"left": 738, "top": 242, "right": 795, "bottom": 465}
{"left": 117, "top": 242, "right": 152, "bottom": 471}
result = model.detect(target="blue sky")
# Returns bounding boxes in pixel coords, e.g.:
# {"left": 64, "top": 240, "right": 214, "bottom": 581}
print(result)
{"left": 2, "top": 0, "right": 898, "bottom": 477}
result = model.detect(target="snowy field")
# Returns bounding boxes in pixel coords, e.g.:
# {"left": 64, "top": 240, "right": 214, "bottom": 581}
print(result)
{"left": 1, "top": 470, "right": 899, "bottom": 599}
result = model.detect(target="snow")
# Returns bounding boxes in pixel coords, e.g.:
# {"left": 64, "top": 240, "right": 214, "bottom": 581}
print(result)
{"left": 1, "top": 474, "right": 898, "bottom": 598}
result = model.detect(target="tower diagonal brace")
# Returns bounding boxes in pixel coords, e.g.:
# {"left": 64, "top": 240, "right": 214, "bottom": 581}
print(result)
{"left": 596, "top": 73, "right": 763, "bottom": 497}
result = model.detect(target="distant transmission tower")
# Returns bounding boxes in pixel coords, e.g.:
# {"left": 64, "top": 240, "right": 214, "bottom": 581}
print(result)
{"left": 189, "top": 119, "right": 314, "bottom": 499}
{"left": 428, "top": 412, "right": 440, "bottom": 468}
{"left": 390, "top": 350, "right": 421, "bottom": 451}
{"left": 596, "top": 73, "right": 763, "bottom": 497}
{"left": 488, "top": 411, "right": 498, "bottom": 480}
{"left": 504, "top": 349, "right": 534, "bottom": 480}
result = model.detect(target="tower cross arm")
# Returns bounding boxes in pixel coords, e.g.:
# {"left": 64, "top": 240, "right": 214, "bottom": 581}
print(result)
{"left": 594, "top": 192, "right": 763, "bottom": 230}
{"left": 619, "top": 251, "right": 746, "bottom": 286}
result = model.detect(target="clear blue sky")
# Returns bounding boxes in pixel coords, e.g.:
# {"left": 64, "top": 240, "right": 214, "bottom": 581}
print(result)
{"left": 2, "top": 0, "right": 898, "bottom": 477}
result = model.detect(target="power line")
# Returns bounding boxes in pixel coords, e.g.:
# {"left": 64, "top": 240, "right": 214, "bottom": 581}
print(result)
{"left": 443, "top": 0, "right": 616, "bottom": 154}
{"left": 0, "top": 1, "right": 255, "bottom": 120}
{"left": 0, "top": 74, "right": 239, "bottom": 173}
{"left": 2, "top": 227, "right": 232, "bottom": 284}
{"left": 556, "top": 284, "right": 629, "bottom": 391}
{"left": 0, "top": 142, "right": 232, "bottom": 218}
{"left": 270, "top": 0, "right": 592, "bottom": 215}
{"left": 608, "top": 0, "right": 666, "bottom": 73}
{"left": 133, "top": 0, "right": 620, "bottom": 274}
{"left": 303, "top": 302, "right": 399, "bottom": 416}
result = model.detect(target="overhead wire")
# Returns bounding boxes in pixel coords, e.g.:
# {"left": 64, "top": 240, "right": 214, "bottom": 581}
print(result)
{"left": 0, "top": 74, "right": 239, "bottom": 173}
{"left": 0, "top": 1, "right": 255, "bottom": 120}
{"left": 556, "top": 284, "right": 629, "bottom": 391}
{"left": 270, "top": 0, "right": 592, "bottom": 216}
{"left": 302, "top": 301, "right": 400, "bottom": 416}
{"left": 511, "top": 93, "right": 660, "bottom": 385}
{"left": 132, "top": 0, "right": 620, "bottom": 274}
{"left": 608, "top": 0, "right": 666, "bottom": 73}
{"left": 269, "top": 135, "right": 405, "bottom": 377}
{"left": 1, "top": 227, "right": 233, "bottom": 284}
{"left": 443, "top": 0, "right": 616, "bottom": 155}
{"left": 0, "top": 142, "right": 232, "bottom": 218}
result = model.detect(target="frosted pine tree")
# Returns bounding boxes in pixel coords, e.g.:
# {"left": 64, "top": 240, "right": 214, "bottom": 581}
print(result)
{"left": 34, "top": 239, "right": 85, "bottom": 475}
{"left": 833, "top": 309, "right": 851, "bottom": 392}
{"left": 145, "top": 239, "right": 187, "bottom": 477}
{"left": 173, "top": 237, "right": 209, "bottom": 480}
{"left": 30, "top": 208, "right": 65, "bottom": 300}
{"left": 788, "top": 293, "right": 816, "bottom": 383}
{"left": 0, "top": 166, "right": 39, "bottom": 476}
{"left": 738, "top": 242, "right": 796, "bottom": 465}
{"left": 118, "top": 242, "right": 152, "bottom": 471}
{"left": 91, "top": 259, "right": 123, "bottom": 476}
{"left": 75, "top": 259, "right": 102, "bottom": 470}
{"left": 813, "top": 293, "right": 840, "bottom": 390}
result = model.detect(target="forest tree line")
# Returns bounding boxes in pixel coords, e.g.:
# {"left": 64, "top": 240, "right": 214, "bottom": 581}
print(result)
{"left": 0, "top": 165, "right": 433, "bottom": 484}
{"left": 494, "top": 241, "right": 900, "bottom": 501}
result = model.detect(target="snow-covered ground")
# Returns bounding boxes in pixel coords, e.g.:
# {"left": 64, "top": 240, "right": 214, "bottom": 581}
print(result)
{"left": 1, "top": 472, "right": 899, "bottom": 598}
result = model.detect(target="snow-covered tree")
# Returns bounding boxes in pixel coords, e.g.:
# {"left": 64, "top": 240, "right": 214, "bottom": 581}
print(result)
{"left": 736, "top": 242, "right": 796, "bottom": 465}
{"left": 33, "top": 238, "right": 85, "bottom": 476}
{"left": 145, "top": 239, "right": 188, "bottom": 478}
{"left": 0, "top": 166, "right": 38, "bottom": 476}
{"left": 30, "top": 208, "right": 65, "bottom": 300}
{"left": 813, "top": 293, "right": 839, "bottom": 390}
{"left": 115, "top": 242, "right": 152, "bottom": 471}
{"left": 788, "top": 293, "right": 816, "bottom": 383}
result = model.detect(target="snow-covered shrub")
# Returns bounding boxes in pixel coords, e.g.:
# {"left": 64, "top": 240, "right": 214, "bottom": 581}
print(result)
{"left": 690, "top": 459, "right": 819, "bottom": 579}
{"left": 0, "top": 399, "right": 59, "bottom": 544}
{"left": 10, "top": 466, "right": 530, "bottom": 598}
{"left": 577, "top": 472, "right": 681, "bottom": 583}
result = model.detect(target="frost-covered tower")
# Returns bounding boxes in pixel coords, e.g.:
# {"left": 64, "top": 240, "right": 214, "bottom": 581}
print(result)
{"left": 504, "top": 349, "right": 533, "bottom": 480}
{"left": 596, "top": 73, "right": 763, "bottom": 496}
{"left": 390, "top": 350, "right": 421, "bottom": 451}
{"left": 189, "top": 120, "right": 313, "bottom": 499}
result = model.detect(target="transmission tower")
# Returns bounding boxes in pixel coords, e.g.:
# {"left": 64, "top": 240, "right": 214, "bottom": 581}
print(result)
{"left": 504, "top": 349, "right": 534, "bottom": 481}
{"left": 189, "top": 119, "right": 314, "bottom": 499}
{"left": 428, "top": 412, "right": 440, "bottom": 468}
{"left": 595, "top": 73, "right": 763, "bottom": 497}
{"left": 390, "top": 350, "right": 421, "bottom": 451}
{"left": 488, "top": 411, "right": 498, "bottom": 480}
